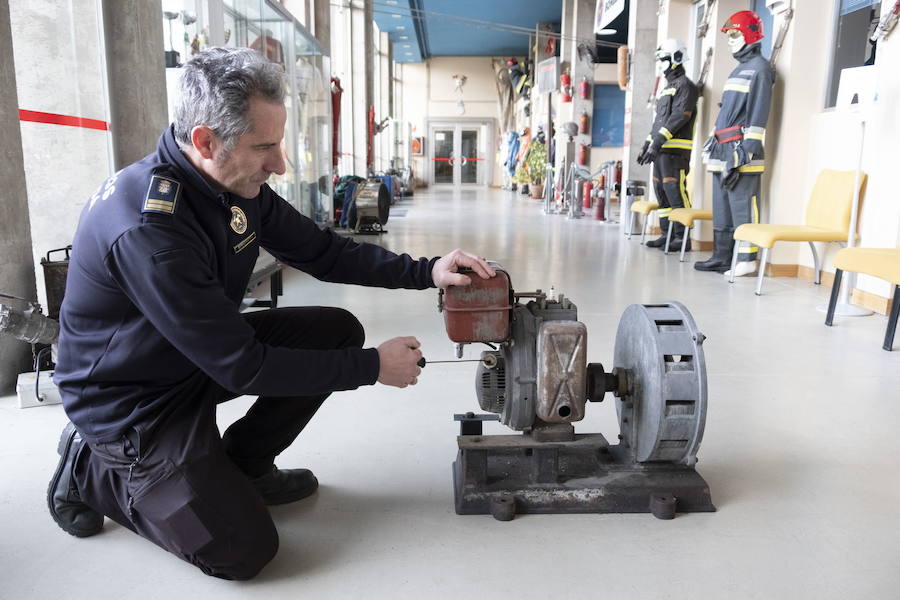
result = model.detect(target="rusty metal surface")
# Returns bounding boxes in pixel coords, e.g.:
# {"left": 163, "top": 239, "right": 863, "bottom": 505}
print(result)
{"left": 452, "top": 440, "right": 715, "bottom": 517}
{"left": 536, "top": 320, "right": 587, "bottom": 423}
{"left": 443, "top": 268, "right": 512, "bottom": 342}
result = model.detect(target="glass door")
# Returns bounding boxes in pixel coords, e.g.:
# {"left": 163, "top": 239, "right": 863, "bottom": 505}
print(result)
{"left": 459, "top": 127, "right": 480, "bottom": 184}
{"left": 433, "top": 128, "right": 455, "bottom": 184}
{"left": 430, "top": 123, "right": 486, "bottom": 185}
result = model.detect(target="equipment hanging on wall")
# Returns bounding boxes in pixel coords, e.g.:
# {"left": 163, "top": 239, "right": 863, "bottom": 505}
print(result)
{"left": 559, "top": 70, "right": 572, "bottom": 102}
{"left": 579, "top": 76, "right": 591, "bottom": 99}
{"left": 768, "top": 8, "right": 794, "bottom": 69}
{"left": 616, "top": 46, "right": 629, "bottom": 91}
{"left": 872, "top": 0, "right": 900, "bottom": 41}
{"left": 346, "top": 179, "right": 390, "bottom": 234}
{"left": 435, "top": 265, "right": 715, "bottom": 520}
{"left": 577, "top": 143, "right": 589, "bottom": 166}
{"left": 578, "top": 112, "right": 590, "bottom": 134}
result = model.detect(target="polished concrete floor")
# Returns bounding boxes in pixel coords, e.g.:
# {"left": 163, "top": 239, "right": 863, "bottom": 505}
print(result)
{"left": 2, "top": 186, "right": 899, "bottom": 599}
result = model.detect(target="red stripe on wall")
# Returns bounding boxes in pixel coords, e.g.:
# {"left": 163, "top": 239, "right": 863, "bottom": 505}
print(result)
{"left": 19, "top": 109, "right": 109, "bottom": 131}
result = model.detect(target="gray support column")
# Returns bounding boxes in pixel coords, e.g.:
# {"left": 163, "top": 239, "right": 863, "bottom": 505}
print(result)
{"left": 554, "top": 0, "right": 576, "bottom": 178}
{"left": 0, "top": 0, "right": 38, "bottom": 391}
{"left": 621, "top": 0, "right": 659, "bottom": 191}
{"left": 570, "top": 0, "right": 594, "bottom": 167}
{"left": 314, "top": 0, "right": 331, "bottom": 52}
{"left": 101, "top": 0, "right": 168, "bottom": 170}
{"left": 350, "top": 0, "right": 373, "bottom": 175}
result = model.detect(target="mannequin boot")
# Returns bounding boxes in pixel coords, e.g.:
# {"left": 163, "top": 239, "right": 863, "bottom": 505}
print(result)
{"left": 724, "top": 260, "right": 758, "bottom": 278}
{"left": 645, "top": 217, "right": 669, "bottom": 248}
{"left": 664, "top": 222, "right": 691, "bottom": 252}
{"left": 694, "top": 230, "right": 733, "bottom": 272}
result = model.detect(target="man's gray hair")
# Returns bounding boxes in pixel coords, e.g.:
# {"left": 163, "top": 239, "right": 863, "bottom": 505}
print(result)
{"left": 174, "top": 47, "right": 285, "bottom": 152}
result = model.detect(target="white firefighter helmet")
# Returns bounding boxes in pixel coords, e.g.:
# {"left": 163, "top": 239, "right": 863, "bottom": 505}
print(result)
{"left": 655, "top": 39, "right": 688, "bottom": 64}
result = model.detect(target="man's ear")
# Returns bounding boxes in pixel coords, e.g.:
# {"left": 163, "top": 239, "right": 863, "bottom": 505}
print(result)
{"left": 190, "top": 125, "right": 217, "bottom": 160}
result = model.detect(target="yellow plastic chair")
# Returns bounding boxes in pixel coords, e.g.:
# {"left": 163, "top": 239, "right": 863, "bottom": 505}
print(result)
{"left": 825, "top": 248, "right": 900, "bottom": 351}
{"left": 665, "top": 208, "right": 713, "bottom": 262}
{"left": 628, "top": 200, "right": 659, "bottom": 244}
{"left": 728, "top": 169, "right": 867, "bottom": 295}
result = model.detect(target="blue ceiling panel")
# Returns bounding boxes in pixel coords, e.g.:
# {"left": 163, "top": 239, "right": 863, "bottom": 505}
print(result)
{"left": 371, "top": 0, "right": 563, "bottom": 63}
{"left": 420, "top": 0, "right": 561, "bottom": 57}
{"left": 371, "top": 1, "right": 424, "bottom": 63}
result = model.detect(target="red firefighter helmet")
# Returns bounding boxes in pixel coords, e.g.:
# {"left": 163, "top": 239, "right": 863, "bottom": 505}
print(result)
{"left": 721, "top": 10, "right": 764, "bottom": 45}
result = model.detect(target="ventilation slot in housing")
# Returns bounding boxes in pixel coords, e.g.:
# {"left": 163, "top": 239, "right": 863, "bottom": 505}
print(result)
{"left": 655, "top": 319, "right": 685, "bottom": 333}
{"left": 665, "top": 400, "right": 696, "bottom": 416}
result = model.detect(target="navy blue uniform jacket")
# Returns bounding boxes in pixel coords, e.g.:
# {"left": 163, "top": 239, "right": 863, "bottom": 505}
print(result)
{"left": 55, "top": 127, "right": 437, "bottom": 444}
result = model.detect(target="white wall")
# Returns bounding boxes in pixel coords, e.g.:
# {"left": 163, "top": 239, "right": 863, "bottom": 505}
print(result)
{"left": 403, "top": 56, "right": 502, "bottom": 187}
{"left": 10, "top": 0, "right": 113, "bottom": 308}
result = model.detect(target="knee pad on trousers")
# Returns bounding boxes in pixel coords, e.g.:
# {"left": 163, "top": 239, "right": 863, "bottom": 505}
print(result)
{"left": 199, "top": 518, "right": 279, "bottom": 581}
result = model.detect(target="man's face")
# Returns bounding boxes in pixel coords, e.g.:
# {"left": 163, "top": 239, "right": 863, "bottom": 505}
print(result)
{"left": 208, "top": 96, "right": 287, "bottom": 199}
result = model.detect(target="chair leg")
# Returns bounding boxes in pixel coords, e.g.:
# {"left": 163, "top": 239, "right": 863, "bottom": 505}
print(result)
{"left": 808, "top": 242, "right": 821, "bottom": 284}
{"left": 728, "top": 242, "right": 741, "bottom": 284}
{"left": 884, "top": 284, "right": 900, "bottom": 351}
{"left": 626, "top": 211, "right": 633, "bottom": 239}
{"left": 755, "top": 247, "right": 769, "bottom": 296}
{"left": 664, "top": 221, "right": 673, "bottom": 254}
{"left": 825, "top": 269, "right": 843, "bottom": 326}
{"left": 641, "top": 214, "right": 648, "bottom": 244}
{"left": 680, "top": 225, "right": 689, "bottom": 263}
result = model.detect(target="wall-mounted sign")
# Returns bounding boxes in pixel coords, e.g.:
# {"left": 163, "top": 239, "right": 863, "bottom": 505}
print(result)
{"left": 536, "top": 57, "right": 559, "bottom": 94}
{"left": 595, "top": 0, "right": 626, "bottom": 33}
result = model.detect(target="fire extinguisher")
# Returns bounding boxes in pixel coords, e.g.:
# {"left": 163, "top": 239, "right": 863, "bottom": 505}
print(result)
{"left": 579, "top": 77, "right": 591, "bottom": 100}
{"left": 560, "top": 70, "right": 572, "bottom": 103}
{"left": 594, "top": 188, "right": 606, "bottom": 221}
{"left": 578, "top": 112, "right": 590, "bottom": 135}
{"left": 582, "top": 180, "right": 593, "bottom": 210}
{"left": 577, "top": 143, "right": 589, "bottom": 166}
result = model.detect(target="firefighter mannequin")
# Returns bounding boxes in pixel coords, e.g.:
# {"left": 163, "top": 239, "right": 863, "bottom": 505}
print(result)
{"left": 637, "top": 39, "right": 698, "bottom": 250}
{"left": 695, "top": 10, "right": 774, "bottom": 276}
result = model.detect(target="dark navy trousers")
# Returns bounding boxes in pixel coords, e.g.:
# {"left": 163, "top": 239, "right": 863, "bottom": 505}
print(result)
{"left": 73, "top": 307, "right": 366, "bottom": 579}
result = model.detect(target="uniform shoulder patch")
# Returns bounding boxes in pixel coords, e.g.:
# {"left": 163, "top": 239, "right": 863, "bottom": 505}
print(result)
{"left": 143, "top": 175, "right": 181, "bottom": 215}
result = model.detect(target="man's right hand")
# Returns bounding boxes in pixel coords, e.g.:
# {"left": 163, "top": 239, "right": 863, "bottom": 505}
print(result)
{"left": 376, "top": 336, "right": 423, "bottom": 388}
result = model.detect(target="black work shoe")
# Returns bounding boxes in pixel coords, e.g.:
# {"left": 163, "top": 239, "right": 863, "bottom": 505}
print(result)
{"left": 48, "top": 423, "right": 104, "bottom": 538}
{"left": 251, "top": 466, "right": 319, "bottom": 506}
{"left": 694, "top": 257, "right": 727, "bottom": 271}
{"left": 666, "top": 238, "right": 692, "bottom": 252}
{"left": 645, "top": 235, "right": 667, "bottom": 248}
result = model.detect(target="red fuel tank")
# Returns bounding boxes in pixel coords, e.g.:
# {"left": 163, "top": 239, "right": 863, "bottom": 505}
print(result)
{"left": 441, "top": 267, "right": 512, "bottom": 343}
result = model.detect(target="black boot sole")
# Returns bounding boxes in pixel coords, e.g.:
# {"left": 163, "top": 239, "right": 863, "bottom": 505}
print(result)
{"left": 47, "top": 425, "right": 103, "bottom": 538}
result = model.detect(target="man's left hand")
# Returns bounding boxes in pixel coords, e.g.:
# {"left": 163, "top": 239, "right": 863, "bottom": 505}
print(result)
{"left": 432, "top": 249, "right": 496, "bottom": 288}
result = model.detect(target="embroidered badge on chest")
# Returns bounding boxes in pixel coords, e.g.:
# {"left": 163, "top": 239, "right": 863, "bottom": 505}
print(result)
{"left": 230, "top": 206, "right": 248, "bottom": 234}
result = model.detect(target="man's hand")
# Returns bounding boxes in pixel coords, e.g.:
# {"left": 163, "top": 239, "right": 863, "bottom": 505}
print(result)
{"left": 377, "top": 336, "right": 423, "bottom": 388}
{"left": 431, "top": 249, "right": 496, "bottom": 289}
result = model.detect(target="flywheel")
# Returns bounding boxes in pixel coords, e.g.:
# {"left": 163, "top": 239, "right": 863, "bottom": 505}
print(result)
{"left": 613, "top": 302, "right": 708, "bottom": 465}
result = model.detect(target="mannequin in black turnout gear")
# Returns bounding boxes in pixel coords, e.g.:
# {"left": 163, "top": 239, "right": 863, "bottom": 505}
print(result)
{"left": 637, "top": 39, "right": 699, "bottom": 250}
{"left": 695, "top": 10, "right": 774, "bottom": 275}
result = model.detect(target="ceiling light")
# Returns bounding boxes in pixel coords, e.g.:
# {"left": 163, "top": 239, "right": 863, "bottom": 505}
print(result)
{"left": 386, "top": 0, "right": 398, "bottom": 3}
{"left": 405, "top": 52, "right": 412, "bottom": 56}
{"left": 391, "top": 13, "right": 401, "bottom": 18}
{"left": 596, "top": 28, "right": 617, "bottom": 35}
{"left": 398, "top": 35, "right": 408, "bottom": 40}
{"left": 403, "top": 44, "right": 411, "bottom": 48}
{"left": 395, "top": 25, "right": 405, "bottom": 30}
